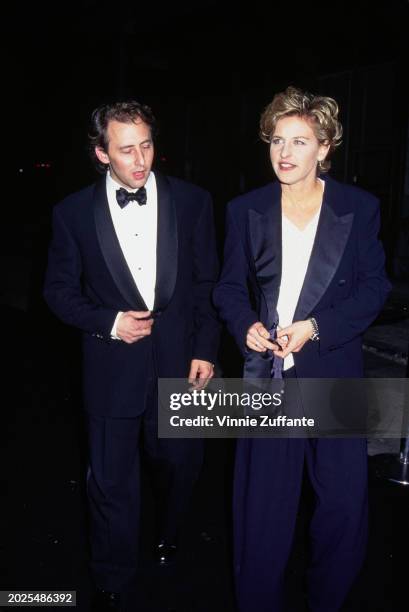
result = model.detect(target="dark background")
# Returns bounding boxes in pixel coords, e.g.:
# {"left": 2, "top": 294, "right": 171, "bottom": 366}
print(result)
{"left": 6, "top": 0, "right": 409, "bottom": 265}
{"left": 5, "top": 0, "right": 408, "bottom": 371}
{"left": 1, "top": 1, "right": 409, "bottom": 610}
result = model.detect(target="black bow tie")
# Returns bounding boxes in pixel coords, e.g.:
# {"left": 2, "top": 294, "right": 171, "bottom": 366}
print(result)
{"left": 116, "top": 186, "right": 147, "bottom": 208}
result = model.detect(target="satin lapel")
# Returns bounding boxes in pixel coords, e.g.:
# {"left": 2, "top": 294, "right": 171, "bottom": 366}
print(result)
{"left": 93, "top": 177, "right": 148, "bottom": 310}
{"left": 293, "top": 180, "right": 354, "bottom": 322}
{"left": 244, "top": 183, "right": 282, "bottom": 379}
{"left": 247, "top": 182, "right": 282, "bottom": 329}
{"left": 153, "top": 172, "right": 178, "bottom": 312}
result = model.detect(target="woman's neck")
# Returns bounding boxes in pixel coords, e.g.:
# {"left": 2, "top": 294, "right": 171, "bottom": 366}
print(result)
{"left": 281, "top": 178, "right": 323, "bottom": 210}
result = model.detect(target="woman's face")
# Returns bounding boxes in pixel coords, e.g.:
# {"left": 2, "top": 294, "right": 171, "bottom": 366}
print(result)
{"left": 269, "top": 115, "right": 329, "bottom": 187}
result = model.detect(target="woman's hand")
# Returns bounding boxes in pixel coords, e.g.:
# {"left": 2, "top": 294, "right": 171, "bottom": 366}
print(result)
{"left": 274, "top": 320, "right": 314, "bottom": 358}
{"left": 246, "top": 322, "right": 287, "bottom": 353}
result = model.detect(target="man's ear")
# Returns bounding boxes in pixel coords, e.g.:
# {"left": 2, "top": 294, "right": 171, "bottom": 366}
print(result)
{"left": 95, "top": 146, "right": 109, "bottom": 165}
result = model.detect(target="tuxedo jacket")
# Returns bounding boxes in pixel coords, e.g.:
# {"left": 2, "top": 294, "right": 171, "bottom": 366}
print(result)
{"left": 214, "top": 175, "right": 391, "bottom": 378}
{"left": 44, "top": 172, "right": 220, "bottom": 417}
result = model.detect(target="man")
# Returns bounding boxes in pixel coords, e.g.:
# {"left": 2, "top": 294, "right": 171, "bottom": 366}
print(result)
{"left": 44, "top": 101, "right": 219, "bottom": 609}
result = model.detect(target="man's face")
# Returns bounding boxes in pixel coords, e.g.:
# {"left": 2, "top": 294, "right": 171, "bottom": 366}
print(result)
{"left": 95, "top": 118, "right": 154, "bottom": 189}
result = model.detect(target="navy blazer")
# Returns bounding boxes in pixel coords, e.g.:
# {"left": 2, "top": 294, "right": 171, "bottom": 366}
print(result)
{"left": 44, "top": 172, "right": 220, "bottom": 416}
{"left": 214, "top": 175, "right": 391, "bottom": 378}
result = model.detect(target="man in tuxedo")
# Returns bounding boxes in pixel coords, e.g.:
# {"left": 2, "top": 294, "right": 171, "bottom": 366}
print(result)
{"left": 44, "top": 101, "right": 220, "bottom": 609}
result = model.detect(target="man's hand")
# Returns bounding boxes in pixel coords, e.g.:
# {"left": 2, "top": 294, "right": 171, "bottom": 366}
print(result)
{"left": 116, "top": 311, "right": 154, "bottom": 344}
{"left": 274, "top": 320, "right": 314, "bottom": 358}
{"left": 246, "top": 322, "right": 287, "bottom": 353}
{"left": 188, "top": 359, "right": 214, "bottom": 390}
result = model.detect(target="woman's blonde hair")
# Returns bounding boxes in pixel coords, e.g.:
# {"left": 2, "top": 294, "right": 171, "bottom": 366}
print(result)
{"left": 260, "top": 86, "right": 343, "bottom": 173}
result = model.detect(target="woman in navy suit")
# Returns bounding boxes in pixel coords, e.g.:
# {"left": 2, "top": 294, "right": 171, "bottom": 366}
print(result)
{"left": 214, "top": 87, "right": 391, "bottom": 612}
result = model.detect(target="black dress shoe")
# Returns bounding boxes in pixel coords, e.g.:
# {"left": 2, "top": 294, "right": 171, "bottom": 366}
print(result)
{"left": 92, "top": 589, "right": 121, "bottom": 611}
{"left": 155, "top": 539, "right": 178, "bottom": 566}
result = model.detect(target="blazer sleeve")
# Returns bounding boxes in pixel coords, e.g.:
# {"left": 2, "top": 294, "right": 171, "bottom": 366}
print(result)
{"left": 43, "top": 205, "right": 118, "bottom": 336}
{"left": 191, "top": 192, "right": 221, "bottom": 363}
{"left": 213, "top": 202, "right": 259, "bottom": 355}
{"left": 312, "top": 197, "right": 392, "bottom": 355}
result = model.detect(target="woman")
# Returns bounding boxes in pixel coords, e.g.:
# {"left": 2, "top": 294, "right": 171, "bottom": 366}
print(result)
{"left": 214, "top": 87, "right": 391, "bottom": 612}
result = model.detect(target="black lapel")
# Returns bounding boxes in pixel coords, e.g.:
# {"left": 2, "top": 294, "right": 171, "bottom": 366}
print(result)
{"left": 244, "top": 182, "right": 282, "bottom": 379}
{"left": 293, "top": 177, "right": 354, "bottom": 322}
{"left": 247, "top": 181, "right": 282, "bottom": 329}
{"left": 93, "top": 176, "right": 148, "bottom": 310}
{"left": 153, "top": 172, "right": 178, "bottom": 312}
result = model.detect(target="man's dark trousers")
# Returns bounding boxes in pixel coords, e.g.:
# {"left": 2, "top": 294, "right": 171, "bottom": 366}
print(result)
{"left": 86, "top": 342, "right": 204, "bottom": 592}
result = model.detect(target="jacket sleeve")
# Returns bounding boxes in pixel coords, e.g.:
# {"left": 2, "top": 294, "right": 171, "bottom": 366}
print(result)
{"left": 43, "top": 205, "right": 117, "bottom": 336}
{"left": 213, "top": 202, "right": 259, "bottom": 355}
{"left": 191, "top": 192, "right": 221, "bottom": 363}
{"left": 312, "top": 198, "right": 392, "bottom": 355}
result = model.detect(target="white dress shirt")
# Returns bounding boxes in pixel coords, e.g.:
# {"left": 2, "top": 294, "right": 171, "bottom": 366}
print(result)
{"left": 106, "top": 171, "right": 158, "bottom": 337}
{"left": 276, "top": 201, "right": 322, "bottom": 370}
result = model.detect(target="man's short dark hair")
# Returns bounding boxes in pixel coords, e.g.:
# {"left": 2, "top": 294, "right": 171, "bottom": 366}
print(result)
{"left": 88, "top": 101, "right": 157, "bottom": 173}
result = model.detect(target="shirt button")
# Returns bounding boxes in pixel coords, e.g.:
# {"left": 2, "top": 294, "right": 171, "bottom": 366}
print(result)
{"left": 138, "top": 267, "right": 142, "bottom": 270}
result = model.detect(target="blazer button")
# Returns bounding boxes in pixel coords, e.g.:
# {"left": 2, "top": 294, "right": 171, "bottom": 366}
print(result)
{"left": 337, "top": 279, "right": 346, "bottom": 286}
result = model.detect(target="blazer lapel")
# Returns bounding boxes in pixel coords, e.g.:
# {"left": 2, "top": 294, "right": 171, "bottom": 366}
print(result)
{"left": 293, "top": 177, "right": 354, "bottom": 322}
{"left": 248, "top": 181, "right": 282, "bottom": 330}
{"left": 153, "top": 172, "right": 178, "bottom": 313}
{"left": 244, "top": 182, "right": 282, "bottom": 379}
{"left": 93, "top": 176, "right": 148, "bottom": 310}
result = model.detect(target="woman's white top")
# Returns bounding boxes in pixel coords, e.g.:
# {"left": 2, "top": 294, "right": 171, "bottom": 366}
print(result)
{"left": 276, "top": 205, "right": 321, "bottom": 371}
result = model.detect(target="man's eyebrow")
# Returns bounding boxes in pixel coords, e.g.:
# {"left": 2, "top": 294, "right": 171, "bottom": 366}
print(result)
{"left": 119, "top": 139, "right": 152, "bottom": 150}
